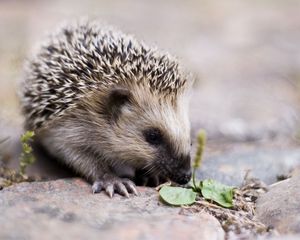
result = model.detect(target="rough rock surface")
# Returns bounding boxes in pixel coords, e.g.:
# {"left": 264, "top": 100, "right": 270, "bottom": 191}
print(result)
{"left": 196, "top": 148, "right": 300, "bottom": 186}
{"left": 256, "top": 171, "right": 300, "bottom": 234}
{"left": 0, "top": 178, "right": 224, "bottom": 240}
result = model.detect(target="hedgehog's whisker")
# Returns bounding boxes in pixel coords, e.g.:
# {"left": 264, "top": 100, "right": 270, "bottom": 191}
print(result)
{"left": 144, "top": 165, "right": 156, "bottom": 176}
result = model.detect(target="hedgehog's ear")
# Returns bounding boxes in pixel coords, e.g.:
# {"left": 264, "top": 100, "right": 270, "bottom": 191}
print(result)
{"left": 105, "top": 87, "right": 132, "bottom": 121}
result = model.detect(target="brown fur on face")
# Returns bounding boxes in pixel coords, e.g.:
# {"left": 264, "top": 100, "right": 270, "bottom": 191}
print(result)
{"left": 63, "top": 81, "right": 192, "bottom": 183}
{"left": 37, "top": 81, "right": 192, "bottom": 183}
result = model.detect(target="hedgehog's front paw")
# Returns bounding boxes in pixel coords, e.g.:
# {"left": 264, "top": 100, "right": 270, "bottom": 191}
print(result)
{"left": 92, "top": 175, "right": 138, "bottom": 198}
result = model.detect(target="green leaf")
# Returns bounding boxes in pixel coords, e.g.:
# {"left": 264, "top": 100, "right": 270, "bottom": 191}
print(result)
{"left": 159, "top": 186, "right": 197, "bottom": 206}
{"left": 200, "top": 179, "right": 234, "bottom": 208}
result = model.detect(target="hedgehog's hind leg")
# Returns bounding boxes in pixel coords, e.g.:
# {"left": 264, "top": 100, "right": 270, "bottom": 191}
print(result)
{"left": 92, "top": 175, "right": 138, "bottom": 198}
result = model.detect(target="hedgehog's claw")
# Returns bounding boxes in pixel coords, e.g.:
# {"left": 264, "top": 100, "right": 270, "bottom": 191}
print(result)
{"left": 92, "top": 177, "right": 138, "bottom": 198}
{"left": 115, "top": 182, "right": 129, "bottom": 198}
{"left": 123, "top": 180, "right": 138, "bottom": 196}
{"left": 92, "top": 181, "right": 103, "bottom": 194}
{"left": 105, "top": 185, "right": 114, "bottom": 198}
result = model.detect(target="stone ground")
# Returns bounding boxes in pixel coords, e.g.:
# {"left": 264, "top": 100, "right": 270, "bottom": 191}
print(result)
{"left": 0, "top": 179, "right": 225, "bottom": 240}
{"left": 1, "top": 0, "right": 300, "bottom": 239}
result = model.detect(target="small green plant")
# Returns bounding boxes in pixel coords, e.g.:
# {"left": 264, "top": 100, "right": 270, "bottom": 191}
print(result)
{"left": 159, "top": 186, "right": 197, "bottom": 206}
{"left": 192, "top": 129, "right": 206, "bottom": 191}
{"left": 159, "top": 129, "right": 234, "bottom": 208}
{"left": 19, "top": 131, "right": 36, "bottom": 176}
{"left": 0, "top": 131, "right": 36, "bottom": 189}
{"left": 200, "top": 179, "right": 234, "bottom": 208}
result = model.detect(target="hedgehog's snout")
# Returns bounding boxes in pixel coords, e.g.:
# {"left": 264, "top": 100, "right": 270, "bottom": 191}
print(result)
{"left": 173, "top": 170, "right": 192, "bottom": 185}
{"left": 170, "top": 154, "right": 192, "bottom": 185}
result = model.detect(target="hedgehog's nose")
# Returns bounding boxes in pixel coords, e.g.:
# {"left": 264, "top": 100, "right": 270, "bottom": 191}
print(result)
{"left": 175, "top": 154, "right": 192, "bottom": 184}
{"left": 176, "top": 170, "right": 192, "bottom": 185}
{"left": 170, "top": 154, "right": 192, "bottom": 184}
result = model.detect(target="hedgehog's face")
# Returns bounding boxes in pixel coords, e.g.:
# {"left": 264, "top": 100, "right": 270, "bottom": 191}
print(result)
{"left": 103, "top": 85, "right": 192, "bottom": 185}
{"left": 141, "top": 125, "right": 192, "bottom": 185}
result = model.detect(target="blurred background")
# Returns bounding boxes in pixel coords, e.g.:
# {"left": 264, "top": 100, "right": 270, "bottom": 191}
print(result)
{"left": 1, "top": 0, "right": 300, "bottom": 183}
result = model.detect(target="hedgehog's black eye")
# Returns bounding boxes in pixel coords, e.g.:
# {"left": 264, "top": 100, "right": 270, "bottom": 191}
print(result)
{"left": 144, "top": 128, "right": 163, "bottom": 146}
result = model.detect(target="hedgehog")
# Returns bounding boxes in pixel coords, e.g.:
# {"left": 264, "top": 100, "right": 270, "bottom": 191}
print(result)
{"left": 20, "top": 20, "right": 193, "bottom": 197}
